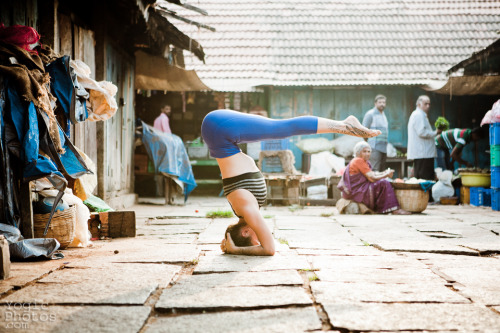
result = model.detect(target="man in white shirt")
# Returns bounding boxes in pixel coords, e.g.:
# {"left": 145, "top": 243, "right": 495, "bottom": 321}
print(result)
{"left": 407, "top": 95, "right": 441, "bottom": 180}
{"left": 362, "top": 94, "right": 389, "bottom": 171}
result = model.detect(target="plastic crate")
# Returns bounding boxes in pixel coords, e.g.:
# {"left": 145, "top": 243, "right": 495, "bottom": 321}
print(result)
{"left": 492, "top": 188, "right": 500, "bottom": 211}
{"left": 261, "top": 139, "right": 288, "bottom": 151}
{"left": 469, "top": 187, "right": 483, "bottom": 206}
{"left": 482, "top": 188, "right": 492, "bottom": 207}
{"left": 470, "top": 187, "right": 491, "bottom": 207}
{"left": 490, "top": 123, "right": 500, "bottom": 145}
{"left": 492, "top": 166, "right": 500, "bottom": 188}
{"left": 261, "top": 155, "right": 284, "bottom": 173}
{"left": 491, "top": 145, "right": 500, "bottom": 167}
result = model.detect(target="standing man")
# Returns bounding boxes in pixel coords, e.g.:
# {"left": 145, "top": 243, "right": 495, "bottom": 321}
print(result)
{"left": 407, "top": 95, "right": 440, "bottom": 180}
{"left": 154, "top": 104, "right": 172, "bottom": 134}
{"left": 362, "top": 94, "right": 389, "bottom": 171}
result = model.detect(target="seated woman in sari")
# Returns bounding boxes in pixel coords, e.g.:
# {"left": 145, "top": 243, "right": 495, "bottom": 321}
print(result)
{"left": 338, "top": 141, "right": 410, "bottom": 215}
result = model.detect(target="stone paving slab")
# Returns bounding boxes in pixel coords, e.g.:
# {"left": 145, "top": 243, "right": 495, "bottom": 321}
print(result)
{"left": 156, "top": 285, "right": 312, "bottom": 311}
{"left": 366, "top": 239, "right": 478, "bottom": 254}
{"left": 410, "top": 253, "right": 500, "bottom": 269}
{"left": 308, "top": 254, "right": 426, "bottom": 270}
{"left": 0, "top": 260, "right": 65, "bottom": 295}
{"left": 478, "top": 223, "right": 500, "bottom": 235}
{"left": 458, "top": 286, "right": 500, "bottom": 306}
{"left": 274, "top": 229, "right": 363, "bottom": 249}
{"left": 193, "top": 253, "right": 310, "bottom": 273}
{"left": 173, "top": 270, "right": 303, "bottom": 288}
{"left": 1, "top": 263, "right": 180, "bottom": 305}
{"left": 315, "top": 267, "right": 443, "bottom": 284}
{"left": 0, "top": 305, "right": 149, "bottom": 333}
{"left": 145, "top": 307, "right": 322, "bottom": 333}
{"left": 142, "top": 217, "right": 209, "bottom": 228}
{"left": 274, "top": 215, "right": 340, "bottom": 229}
{"left": 323, "top": 303, "right": 500, "bottom": 331}
{"left": 67, "top": 239, "right": 200, "bottom": 264}
{"left": 405, "top": 221, "right": 500, "bottom": 252}
{"left": 343, "top": 219, "right": 481, "bottom": 254}
{"left": 138, "top": 224, "right": 203, "bottom": 234}
{"left": 138, "top": 233, "right": 198, "bottom": 243}
{"left": 311, "top": 281, "right": 467, "bottom": 303}
{"left": 295, "top": 246, "right": 383, "bottom": 256}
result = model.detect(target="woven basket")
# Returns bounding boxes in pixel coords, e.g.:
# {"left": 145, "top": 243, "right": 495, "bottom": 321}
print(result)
{"left": 34, "top": 205, "right": 76, "bottom": 249}
{"left": 393, "top": 188, "right": 429, "bottom": 213}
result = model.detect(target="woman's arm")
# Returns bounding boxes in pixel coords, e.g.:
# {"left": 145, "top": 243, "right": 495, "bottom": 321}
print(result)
{"left": 364, "top": 168, "right": 394, "bottom": 183}
{"left": 223, "top": 190, "right": 276, "bottom": 256}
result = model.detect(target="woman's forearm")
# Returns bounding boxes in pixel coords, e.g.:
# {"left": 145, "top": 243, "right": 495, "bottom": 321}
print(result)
{"left": 227, "top": 244, "right": 275, "bottom": 256}
{"left": 366, "top": 171, "right": 388, "bottom": 181}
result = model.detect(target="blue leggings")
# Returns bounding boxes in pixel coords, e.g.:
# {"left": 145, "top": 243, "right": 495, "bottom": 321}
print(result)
{"left": 201, "top": 109, "right": 318, "bottom": 158}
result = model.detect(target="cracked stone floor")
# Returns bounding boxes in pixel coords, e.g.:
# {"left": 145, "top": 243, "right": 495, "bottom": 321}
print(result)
{"left": 0, "top": 196, "right": 499, "bottom": 332}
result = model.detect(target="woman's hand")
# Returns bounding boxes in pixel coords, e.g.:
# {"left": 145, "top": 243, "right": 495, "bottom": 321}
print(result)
{"left": 221, "top": 233, "right": 238, "bottom": 254}
{"left": 220, "top": 237, "right": 227, "bottom": 253}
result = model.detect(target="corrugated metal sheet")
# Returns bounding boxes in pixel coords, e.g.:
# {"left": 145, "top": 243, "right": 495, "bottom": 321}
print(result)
{"left": 171, "top": 0, "right": 500, "bottom": 91}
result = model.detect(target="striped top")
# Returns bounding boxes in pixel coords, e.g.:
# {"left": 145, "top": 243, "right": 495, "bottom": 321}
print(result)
{"left": 435, "top": 128, "right": 471, "bottom": 150}
{"left": 223, "top": 172, "right": 267, "bottom": 215}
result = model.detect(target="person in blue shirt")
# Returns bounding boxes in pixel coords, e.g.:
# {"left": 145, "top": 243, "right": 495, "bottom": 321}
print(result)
{"left": 362, "top": 94, "right": 389, "bottom": 171}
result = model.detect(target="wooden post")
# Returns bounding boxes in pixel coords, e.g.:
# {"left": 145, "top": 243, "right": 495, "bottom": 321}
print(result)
{"left": 19, "top": 181, "right": 34, "bottom": 239}
{"left": 0, "top": 235, "right": 10, "bottom": 280}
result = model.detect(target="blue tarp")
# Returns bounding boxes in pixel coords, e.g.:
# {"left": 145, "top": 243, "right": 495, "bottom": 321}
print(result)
{"left": 141, "top": 122, "right": 197, "bottom": 200}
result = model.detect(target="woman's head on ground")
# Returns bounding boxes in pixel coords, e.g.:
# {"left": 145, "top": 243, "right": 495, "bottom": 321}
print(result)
{"left": 225, "top": 218, "right": 259, "bottom": 247}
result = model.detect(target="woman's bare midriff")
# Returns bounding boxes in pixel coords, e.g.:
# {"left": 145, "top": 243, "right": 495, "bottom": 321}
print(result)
{"left": 217, "top": 152, "right": 260, "bottom": 179}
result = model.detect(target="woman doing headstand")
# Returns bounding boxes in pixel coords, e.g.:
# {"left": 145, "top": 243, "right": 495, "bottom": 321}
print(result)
{"left": 201, "top": 109, "right": 381, "bottom": 256}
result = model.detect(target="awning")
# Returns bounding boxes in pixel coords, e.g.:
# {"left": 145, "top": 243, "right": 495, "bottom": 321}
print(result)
{"left": 135, "top": 50, "right": 211, "bottom": 91}
{"left": 423, "top": 75, "right": 500, "bottom": 96}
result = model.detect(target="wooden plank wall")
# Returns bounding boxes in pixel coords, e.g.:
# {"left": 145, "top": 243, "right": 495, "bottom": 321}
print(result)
{"left": 0, "top": 0, "right": 37, "bottom": 28}
{"left": 102, "top": 41, "right": 135, "bottom": 200}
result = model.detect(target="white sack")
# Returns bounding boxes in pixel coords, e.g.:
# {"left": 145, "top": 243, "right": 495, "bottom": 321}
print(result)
{"left": 308, "top": 151, "right": 345, "bottom": 178}
{"left": 296, "top": 138, "right": 335, "bottom": 154}
{"left": 331, "top": 135, "right": 364, "bottom": 158}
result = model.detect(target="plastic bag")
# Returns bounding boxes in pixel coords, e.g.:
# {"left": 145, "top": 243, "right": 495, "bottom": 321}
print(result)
{"left": 481, "top": 100, "right": 500, "bottom": 126}
{"left": 387, "top": 143, "right": 397, "bottom": 158}
{"left": 0, "top": 223, "right": 62, "bottom": 261}
{"left": 432, "top": 168, "right": 454, "bottom": 201}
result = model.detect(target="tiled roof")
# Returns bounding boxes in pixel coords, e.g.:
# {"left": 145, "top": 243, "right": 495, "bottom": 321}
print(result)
{"left": 171, "top": 0, "right": 500, "bottom": 91}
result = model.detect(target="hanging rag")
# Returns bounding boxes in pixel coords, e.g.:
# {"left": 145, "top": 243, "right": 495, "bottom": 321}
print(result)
{"left": 0, "top": 24, "right": 40, "bottom": 54}
{"left": 70, "top": 59, "right": 118, "bottom": 121}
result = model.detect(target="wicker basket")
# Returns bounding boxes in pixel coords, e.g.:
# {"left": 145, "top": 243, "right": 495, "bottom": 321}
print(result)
{"left": 391, "top": 183, "right": 429, "bottom": 213}
{"left": 34, "top": 205, "right": 76, "bottom": 249}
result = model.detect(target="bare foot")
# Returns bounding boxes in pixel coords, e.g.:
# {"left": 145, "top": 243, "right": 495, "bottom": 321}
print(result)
{"left": 343, "top": 116, "right": 382, "bottom": 138}
{"left": 393, "top": 208, "right": 411, "bottom": 215}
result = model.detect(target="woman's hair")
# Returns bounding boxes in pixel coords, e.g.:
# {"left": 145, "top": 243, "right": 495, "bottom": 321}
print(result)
{"left": 353, "top": 141, "right": 371, "bottom": 157}
{"left": 225, "top": 219, "right": 253, "bottom": 247}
